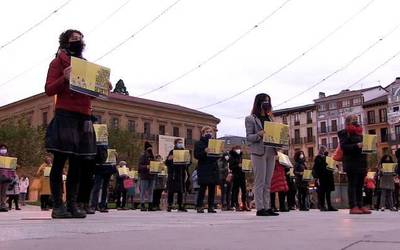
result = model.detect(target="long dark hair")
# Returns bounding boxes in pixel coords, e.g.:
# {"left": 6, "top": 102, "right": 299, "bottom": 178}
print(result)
{"left": 251, "top": 93, "right": 271, "bottom": 117}
{"left": 58, "top": 29, "right": 83, "bottom": 50}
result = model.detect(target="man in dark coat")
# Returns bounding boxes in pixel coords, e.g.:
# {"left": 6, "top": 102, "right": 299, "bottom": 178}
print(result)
{"left": 165, "top": 138, "right": 190, "bottom": 212}
{"left": 194, "top": 126, "right": 219, "bottom": 213}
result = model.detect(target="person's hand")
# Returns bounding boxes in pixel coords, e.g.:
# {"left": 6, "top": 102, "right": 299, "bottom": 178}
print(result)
{"left": 357, "top": 143, "right": 363, "bottom": 149}
{"left": 257, "top": 130, "right": 265, "bottom": 137}
{"left": 64, "top": 66, "right": 71, "bottom": 80}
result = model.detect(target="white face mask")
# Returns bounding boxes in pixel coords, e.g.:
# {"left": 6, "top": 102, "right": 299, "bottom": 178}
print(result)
{"left": 235, "top": 149, "right": 241, "bottom": 154}
{"left": 224, "top": 156, "right": 229, "bottom": 161}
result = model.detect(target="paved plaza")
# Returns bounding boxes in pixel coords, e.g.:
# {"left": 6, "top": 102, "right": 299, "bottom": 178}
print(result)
{"left": 1, "top": 206, "right": 400, "bottom": 250}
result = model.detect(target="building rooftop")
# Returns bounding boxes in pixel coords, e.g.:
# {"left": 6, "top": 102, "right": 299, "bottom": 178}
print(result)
{"left": 273, "top": 104, "right": 316, "bottom": 116}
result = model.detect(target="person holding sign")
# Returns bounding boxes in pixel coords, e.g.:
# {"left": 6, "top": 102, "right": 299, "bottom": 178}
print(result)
{"left": 312, "top": 146, "right": 337, "bottom": 212}
{"left": 165, "top": 139, "right": 190, "bottom": 212}
{"left": 45, "top": 30, "right": 111, "bottom": 219}
{"left": 338, "top": 115, "right": 370, "bottom": 214}
{"left": 245, "top": 93, "right": 278, "bottom": 216}
{"left": 377, "top": 155, "right": 397, "bottom": 211}
{"left": 0, "top": 144, "right": 16, "bottom": 212}
{"left": 194, "top": 126, "right": 219, "bottom": 213}
{"left": 36, "top": 156, "right": 53, "bottom": 211}
{"left": 138, "top": 142, "right": 157, "bottom": 211}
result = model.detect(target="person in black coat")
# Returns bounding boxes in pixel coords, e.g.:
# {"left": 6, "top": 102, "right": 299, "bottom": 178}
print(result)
{"left": 229, "top": 146, "right": 250, "bottom": 211}
{"left": 194, "top": 126, "right": 219, "bottom": 213}
{"left": 338, "top": 114, "right": 371, "bottom": 214}
{"left": 313, "top": 146, "right": 337, "bottom": 212}
{"left": 165, "top": 138, "right": 190, "bottom": 212}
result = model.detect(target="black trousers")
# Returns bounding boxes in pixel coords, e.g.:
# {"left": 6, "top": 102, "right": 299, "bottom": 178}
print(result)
{"left": 168, "top": 191, "right": 183, "bottom": 206}
{"left": 7, "top": 195, "right": 19, "bottom": 209}
{"left": 50, "top": 152, "right": 81, "bottom": 208}
{"left": 231, "top": 176, "right": 246, "bottom": 207}
{"left": 77, "top": 159, "right": 96, "bottom": 204}
{"left": 197, "top": 184, "right": 216, "bottom": 209}
{"left": 271, "top": 192, "right": 286, "bottom": 210}
{"left": 347, "top": 173, "right": 365, "bottom": 209}
{"left": 40, "top": 195, "right": 51, "bottom": 209}
{"left": 152, "top": 189, "right": 163, "bottom": 207}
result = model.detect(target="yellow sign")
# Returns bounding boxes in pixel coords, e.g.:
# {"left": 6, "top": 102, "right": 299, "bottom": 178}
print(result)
{"left": 117, "top": 166, "right": 129, "bottom": 176}
{"left": 0, "top": 156, "right": 17, "bottom": 169}
{"left": 303, "top": 170, "right": 313, "bottom": 181}
{"left": 277, "top": 152, "right": 292, "bottom": 168}
{"left": 382, "top": 163, "right": 396, "bottom": 174}
{"left": 325, "top": 156, "right": 336, "bottom": 171}
{"left": 207, "top": 139, "right": 225, "bottom": 156}
{"left": 367, "top": 171, "right": 375, "bottom": 179}
{"left": 70, "top": 57, "right": 110, "bottom": 98}
{"left": 173, "top": 150, "right": 191, "bottom": 164}
{"left": 93, "top": 124, "right": 108, "bottom": 145}
{"left": 43, "top": 167, "right": 52, "bottom": 177}
{"left": 362, "top": 134, "right": 377, "bottom": 153}
{"left": 128, "top": 170, "right": 138, "bottom": 179}
{"left": 150, "top": 161, "right": 166, "bottom": 173}
{"left": 106, "top": 149, "right": 117, "bottom": 164}
{"left": 242, "top": 159, "right": 253, "bottom": 172}
{"left": 263, "top": 122, "right": 289, "bottom": 148}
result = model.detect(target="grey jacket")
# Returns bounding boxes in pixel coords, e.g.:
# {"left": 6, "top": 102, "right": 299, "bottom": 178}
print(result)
{"left": 245, "top": 114, "right": 276, "bottom": 156}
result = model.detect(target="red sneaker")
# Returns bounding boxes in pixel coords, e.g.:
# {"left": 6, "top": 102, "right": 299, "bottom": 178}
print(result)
{"left": 360, "top": 207, "right": 372, "bottom": 214}
{"left": 349, "top": 207, "right": 363, "bottom": 214}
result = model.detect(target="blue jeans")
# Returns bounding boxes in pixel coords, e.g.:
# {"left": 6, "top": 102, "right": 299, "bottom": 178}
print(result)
{"left": 140, "top": 179, "right": 155, "bottom": 204}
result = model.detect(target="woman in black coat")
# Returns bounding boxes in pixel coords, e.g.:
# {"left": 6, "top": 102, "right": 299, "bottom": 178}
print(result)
{"left": 338, "top": 114, "right": 371, "bottom": 215}
{"left": 194, "top": 126, "right": 219, "bottom": 213}
{"left": 313, "top": 146, "right": 337, "bottom": 211}
{"left": 165, "top": 138, "right": 190, "bottom": 212}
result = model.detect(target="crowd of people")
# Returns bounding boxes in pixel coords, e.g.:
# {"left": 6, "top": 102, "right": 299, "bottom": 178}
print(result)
{"left": 1, "top": 29, "right": 400, "bottom": 219}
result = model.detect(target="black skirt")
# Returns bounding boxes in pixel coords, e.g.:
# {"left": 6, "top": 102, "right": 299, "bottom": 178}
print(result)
{"left": 45, "top": 109, "right": 96, "bottom": 158}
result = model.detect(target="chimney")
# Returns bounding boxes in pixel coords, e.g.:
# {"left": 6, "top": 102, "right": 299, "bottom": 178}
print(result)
{"left": 319, "top": 92, "right": 325, "bottom": 98}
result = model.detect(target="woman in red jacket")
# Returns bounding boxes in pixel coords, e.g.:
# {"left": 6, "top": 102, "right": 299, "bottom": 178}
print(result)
{"left": 45, "top": 29, "right": 96, "bottom": 219}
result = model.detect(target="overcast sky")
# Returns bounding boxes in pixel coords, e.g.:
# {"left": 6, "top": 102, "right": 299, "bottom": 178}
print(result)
{"left": 1, "top": 0, "right": 400, "bottom": 136}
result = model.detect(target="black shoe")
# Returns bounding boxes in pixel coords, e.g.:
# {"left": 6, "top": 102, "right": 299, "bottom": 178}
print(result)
{"left": 197, "top": 208, "right": 204, "bottom": 213}
{"left": 256, "top": 209, "right": 268, "bottom": 216}
{"left": 327, "top": 207, "right": 338, "bottom": 212}
{"left": 208, "top": 208, "right": 217, "bottom": 213}
{"left": 265, "top": 209, "right": 279, "bottom": 216}
{"left": 51, "top": 205, "right": 72, "bottom": 219}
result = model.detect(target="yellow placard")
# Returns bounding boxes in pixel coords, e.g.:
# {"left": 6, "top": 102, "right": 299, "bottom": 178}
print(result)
{"left": 106, "top": 149, "right": 117, "bottom": 164}
{"left": 277, "top": 152, "right": 292, "bottom": 168}
{"left": 173, "top": 150, "right": 191, "bottom": 164}
{"left": 382, "top": 163, "right": 396, "bottom": 174}
{"left": 362, "top": 134, "right": 377, "bottom": 153}
{"left": 128, "top": 170, "right": 138, "bottom": 179}
{"left": 207, "top": 139, "right": 225, "bottom": 156}
{"left": 367, "top": 171, "right": 375, "bottom": 179}
{"left": 43, "top": 167, "right": 52, "bottom": 177}
{"left": 263, "top": 122, "right": 289, "bottom": 148}
{"left": 325, "top": 156, "right": 336, "bottom": 171}
{"left": 93, "top": 124, "right": 108, "bottom": 145}
{"left": 149, "top": 161, "right": 166, "bottom": 173}
{"left": 70, "top": 57, "right": 110, "bottom": 98}
{"left": 117, "top": 166, "right": 129, "bottom": 176}
{"left": 303, "top": 170, "right": 313, "bottom": 181}
{"left": 242, "top": 159, "right": 253, "bottom": 172}
{"left": 0, "top": 156, "right": 17, "bottom": 169}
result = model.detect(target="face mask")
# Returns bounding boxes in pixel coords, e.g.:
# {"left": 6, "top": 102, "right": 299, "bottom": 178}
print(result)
{"left": 261, "top": 101, "right": 272, "bottom": 112}
{"left": 176, "top": 143, "right": 184, "bottom": 149}
{"left": 0, "top": 149, "right": 7, "bottom": 155}
{"left": 224, "top": 156, "right": 229, "bottom": 161}
{"left": 68, "top": 40, "right": 84, "bottom": 55}
{"left": 235, "top": 149, "right": 241, "bottom": 154}
{"left": 204, "top": 134, "right": 213, "bottom": 140}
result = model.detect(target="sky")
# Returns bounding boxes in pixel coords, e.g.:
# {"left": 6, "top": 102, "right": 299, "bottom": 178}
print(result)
{"left": 1, "top": 0, "right": 400, "bottom": 137}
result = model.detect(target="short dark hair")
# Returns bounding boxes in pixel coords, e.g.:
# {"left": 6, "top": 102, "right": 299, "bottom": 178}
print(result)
{"left": 251, "top": 93, "right": 271, "bottom": 117}
{"left": 59, "top": 29, "right": 83, "bottom": 49}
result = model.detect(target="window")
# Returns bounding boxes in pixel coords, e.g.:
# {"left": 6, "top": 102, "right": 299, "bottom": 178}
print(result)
{"left": 93, "top": 115, "right": 102, "bottom": 124}
{"left": 379, "top": 108, "right": 387, "bottom": 123}
{"left": 173, "top": 127, "right": 180, "bottom": 137}
{"left": 353, "top": 98, "right": 361, "bottom": 106}
{"left": 128, "top": 120, "right": 136, "bottom": 132}
{"left": 329, "top": 102, "right": 337, "bottom": 110}
{"left": 282, "top": 115, "right": 288, "bottom": 125}
{"left": 144, "top": 122, "right": 151, "bottom": 135}
{"left": 320, "top": 122, "right": 327, "bottom": 133}
{"left": 308, "top": 147, "right": 314, "bottom": 160}
{"left": 342, "top": 100, "right": 350, "bottom": 108}
{"left": 294, "top": 114, "right": 300, "bottom": 125}
{"left": 111, "top": 117, "right": 119, "bottom": 129}
{"left": 321, "top": 138, "right": 327, "bottom": 147}
{"left": 306, "top": 111, "right": 312, "bottom": 124}
{"left": 368, "top": 129, "right": 376, "bottom": 135}
{"left": 294, "top": 129, "right": 300, "bottom": 144}
{"left": 187, "top": 129, "right": 193, "bottom": 140}
{"left": 159, "top": 125, "right": 165, "bottom": 135}
{"left": 380, "top": 128, "right": 388, "bottom": 142}
{"left": 331, "top": 120, "right": 337, "bottom": 132}
{"left": 367, "top": 110, "right": 375, "bottom": 124}
{"left": 42, "top": 112, "right": 48, "bottom": 126}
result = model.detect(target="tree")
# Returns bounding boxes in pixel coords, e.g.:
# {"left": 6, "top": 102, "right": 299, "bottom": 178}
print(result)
{"left": 113, "top": 79, "right": 129, "bottom": 95}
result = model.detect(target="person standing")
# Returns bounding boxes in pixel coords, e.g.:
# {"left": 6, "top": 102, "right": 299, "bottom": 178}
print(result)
{"left": 165, "top": 139, "right": 190, "bottom": 212}
{"left": 45, "top": 29, "right": 111, "bottom": 218}
{"left": 313, "top": 146, "right": 337, "bottom": 212}
{"left": 229, "top": 146, "right": 249, "bottom": 211}
{"left": 36, "top": 157, "right": 52, "bottom": 211}
{"left": 19, "top": 176, "right": 29, "bottom": 206}
{"left": 338, "top": 115, "right": 371, "bottom": 214}
{"left": 194, "top": 126, "right": 219, "bottom": 213}
{"left": 138, "top": 142, "right": 156, "bottom": 211}
{"left": 294, "top": 151, "right": 309, "bottom": 211}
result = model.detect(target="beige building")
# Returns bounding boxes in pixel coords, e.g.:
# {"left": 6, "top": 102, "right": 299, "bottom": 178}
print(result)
{"left": 0, "top": 92, "right": 220, "bottom": 152}
{"left": 273, "top": 104, "right": 317, "bottom": 163}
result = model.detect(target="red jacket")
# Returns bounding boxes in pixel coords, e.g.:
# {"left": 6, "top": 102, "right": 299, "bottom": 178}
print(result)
{"left": 271, "top": 161, "right": 289, "bottom": 193}
{"left": 45, "top": 51, "right": 91, "bottom": 115}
